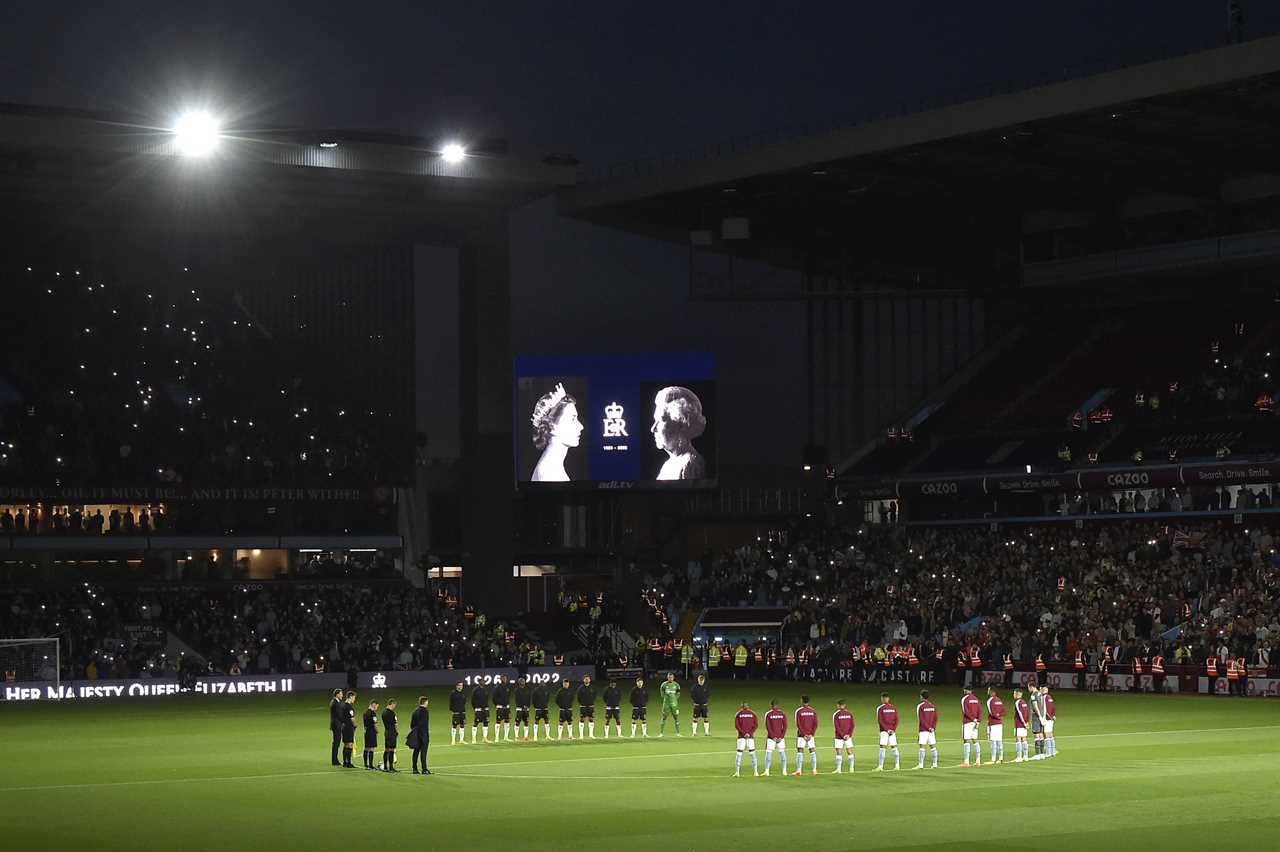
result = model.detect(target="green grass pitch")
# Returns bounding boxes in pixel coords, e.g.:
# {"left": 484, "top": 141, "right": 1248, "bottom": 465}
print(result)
{"left": 3, "top": 682, "right": 1278, "bottom": 851}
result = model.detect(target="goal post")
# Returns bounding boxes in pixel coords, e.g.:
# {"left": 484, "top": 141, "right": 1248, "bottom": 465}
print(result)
{"left": 0, "top": 638, "right": 61, "bottom": 688}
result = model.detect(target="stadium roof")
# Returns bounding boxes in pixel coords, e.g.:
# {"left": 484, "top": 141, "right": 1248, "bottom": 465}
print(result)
{"left": 0, "top": 102, "right": 577, "bottom": 227}
{"left": 560, "top": 35, "right": 1280, "bottom": 290}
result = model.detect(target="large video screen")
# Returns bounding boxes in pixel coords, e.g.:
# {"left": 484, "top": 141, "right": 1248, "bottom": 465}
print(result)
{"left": 515, "top": 353, "right": 716, "bottom": 489}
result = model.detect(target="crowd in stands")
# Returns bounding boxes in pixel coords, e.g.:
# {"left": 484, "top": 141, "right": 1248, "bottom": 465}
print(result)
{"left": 0, "top": 499, "right": 394, "bottom": 537}
{"left": 869, "top": 307, "right": 1277, "bottom": 480}
{"left": 654, "top": 519, "right": 1279, "bottom": 674}
{"left": 1, "top": 505, "right": 168, "bottom": 535}
{"left": 1, "top": 581, "right": 543, "bottom": 681}
{"left": 0, "top": 260, "right": 409, "bottom": 490}
{"left": 1044, "top": 484, "right": 1274, "bottom": 516}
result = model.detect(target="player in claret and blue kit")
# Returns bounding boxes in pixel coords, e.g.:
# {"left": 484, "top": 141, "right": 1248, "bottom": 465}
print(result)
{"left": 1042, "top": 684, "right": 1058, "bottom": 757}
{"left": 763, "top": 700, "right": 788, "bottom": 776}
{"left": 832, "top": 700, "right": 855, "bottom": 774}
{"left": 732, "top": 702, "right": 759, "bottom": 777}
{"left": 1012, "top": 688, "right": 1030, "bottom": 763}
{"left": 793, "top": 695, "right": 819, "bottom": 776}
{"left": 915, "top": 689, "right": 939, "bottom": 769}
{"left": 874, "top": 692, "right": 900, "bottom": 771}
{"left": 960, "top": 687, "right": 982, "bottom": 767}
{"left": 985, "top": 687, "right": 1005, "bottom": 765}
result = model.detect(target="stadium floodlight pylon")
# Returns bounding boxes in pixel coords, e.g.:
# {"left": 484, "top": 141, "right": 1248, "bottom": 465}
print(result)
{"left": 0, "top": 638, "right": 61, "bottom": 689}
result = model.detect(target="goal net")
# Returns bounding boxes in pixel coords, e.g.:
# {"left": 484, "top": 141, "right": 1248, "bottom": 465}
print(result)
{"left": 0, "top": 638, "right": 61, "bottom": 688}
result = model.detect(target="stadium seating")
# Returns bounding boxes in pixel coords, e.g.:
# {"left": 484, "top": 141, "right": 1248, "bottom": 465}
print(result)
{"left": 650, "top": 519, "right": 1278, "bottom": 672}
{"left": 0, "top": 256, "right": 411, "bottom": 490}
{"left": 0, "top": 579, "right": 537, "bottom": 681}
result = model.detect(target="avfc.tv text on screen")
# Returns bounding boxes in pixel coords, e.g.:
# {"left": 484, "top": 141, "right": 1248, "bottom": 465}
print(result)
{"left": 515, "top": 353, "right": 716, "bottom": 489}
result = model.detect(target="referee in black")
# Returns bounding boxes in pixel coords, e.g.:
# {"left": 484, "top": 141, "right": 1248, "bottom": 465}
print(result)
{"left": 340, "top": 691, "right": 358, "bottom": 768}
{"left": 409, "top": 696, "right": 431, "bottom": 775}
{"left": 362, "top": 700, "right": 380, "bottom": 769}
{"left": 328, "top": 688, "right": 344, "bottom": 766}
{"left": 381, "top": 698, "right": 399, "bottom": 772}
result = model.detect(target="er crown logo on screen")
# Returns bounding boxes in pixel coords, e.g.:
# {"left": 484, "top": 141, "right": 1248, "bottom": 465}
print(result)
{"left": 372, "top": 673, "right": 387, "bottom": 689}
{"left": 602, "top": 402, "right": 629, "bottom": 450}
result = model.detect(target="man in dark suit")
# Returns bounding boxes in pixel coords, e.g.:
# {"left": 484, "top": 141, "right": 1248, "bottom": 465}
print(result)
{"left": 409, "top": 696, "right": 431, "bottom": 775}
{"left": 328, "top": 688, "right": 344, "bottom": 766}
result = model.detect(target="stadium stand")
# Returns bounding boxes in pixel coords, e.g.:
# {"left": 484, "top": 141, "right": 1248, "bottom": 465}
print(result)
{"left": 658, "top": 518, "right": 1279, "bottom": 677}
{"left": 0, "top": 255, "right": 411, "bottom": 490}
{"left": 0, "top": 578, "right": 546, "bottom": 680}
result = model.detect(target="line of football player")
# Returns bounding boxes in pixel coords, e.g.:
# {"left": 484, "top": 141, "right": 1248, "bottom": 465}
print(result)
{"left": 729, "top": 685, "right": 1059, "bottom": 776}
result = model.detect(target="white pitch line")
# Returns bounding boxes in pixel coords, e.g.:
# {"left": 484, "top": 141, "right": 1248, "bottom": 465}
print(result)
{"left": 2, "top": 723, "right": 1277, "bottom": 794}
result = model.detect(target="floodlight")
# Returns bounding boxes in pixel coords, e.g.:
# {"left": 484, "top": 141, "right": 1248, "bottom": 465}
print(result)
{"left": 440, "top": 142, "right": 466, "bottom": 164}
{"left": 173, "top": 111, "right": 221, "bottom": 157}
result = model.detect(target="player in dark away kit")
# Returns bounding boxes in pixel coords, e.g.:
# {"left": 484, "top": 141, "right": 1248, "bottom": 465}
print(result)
{"left": 449, "top": 682, "right": 467, "bottom": 745}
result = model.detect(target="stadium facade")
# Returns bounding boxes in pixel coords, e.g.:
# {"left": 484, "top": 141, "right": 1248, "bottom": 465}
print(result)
{"left": 0, "top": 103, "right": 574, "bottom": 611}
{"left": 560, "top": 33, "right": 1280, "bottom": 531}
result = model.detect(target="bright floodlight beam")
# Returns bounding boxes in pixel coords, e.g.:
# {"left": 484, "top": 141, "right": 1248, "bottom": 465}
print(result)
{"left": 440, "top": 142, "right": 466, "bottom": 164}
{"left": 173, "top": 111, "right": 221, "bottom": 157}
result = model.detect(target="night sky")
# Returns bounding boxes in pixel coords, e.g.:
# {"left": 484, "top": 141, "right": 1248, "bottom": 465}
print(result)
{"left": 4, "top": 1, "right": 1275, "bottom": 167}
{"left": 5, "top": 1, "right": 1276, "bottom": 468}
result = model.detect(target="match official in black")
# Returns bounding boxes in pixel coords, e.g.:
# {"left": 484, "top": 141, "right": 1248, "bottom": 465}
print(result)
{"left": 381, "top": 698, "right": 399, "bottom": 772}
{"left": 362, "top": 700, "right": 380, "bottom": 770}
{"left": 329, "top": 688, "right": 344, "bottom": 766}
{"left": 340, "top": 691, "right": 358, "bottom": 768}
{"left": 409, "top": 696, "right": 431, "bottom": 775}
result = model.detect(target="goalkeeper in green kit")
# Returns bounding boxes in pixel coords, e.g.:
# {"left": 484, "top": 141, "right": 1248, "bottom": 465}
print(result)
{"left": 659, "top": 672, "right": 682, "bottom": 737}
